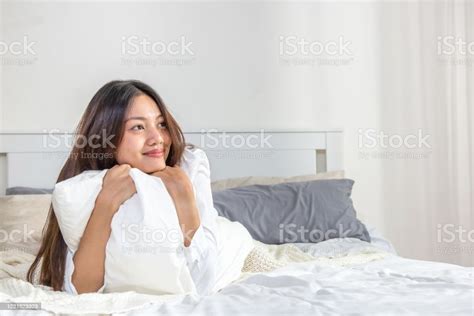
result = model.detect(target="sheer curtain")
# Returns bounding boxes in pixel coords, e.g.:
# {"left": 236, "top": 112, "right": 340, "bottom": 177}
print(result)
{"left": 376, "top": 0, "right": 473, "bottom": 266}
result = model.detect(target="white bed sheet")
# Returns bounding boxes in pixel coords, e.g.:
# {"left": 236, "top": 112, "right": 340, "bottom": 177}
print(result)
{"left": 121, "top": 240, "right": 473, "bottom": 316}
{"left": 1, "top": 232, "right": 472, "bottom": 315}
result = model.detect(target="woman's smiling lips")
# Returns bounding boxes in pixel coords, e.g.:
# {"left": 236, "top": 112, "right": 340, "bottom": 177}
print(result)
{"left": 143, "top": 148, "right": 164, "bottom": 158}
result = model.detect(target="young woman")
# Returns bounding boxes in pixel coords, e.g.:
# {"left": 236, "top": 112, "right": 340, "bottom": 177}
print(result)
{"left": 27, "top": 80, "right": 219, "bottom": 295}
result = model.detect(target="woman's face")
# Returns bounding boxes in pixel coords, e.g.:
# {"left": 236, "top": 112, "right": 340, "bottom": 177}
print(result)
{"left": 115, "top": 94, "right": 171, "bottom": 173}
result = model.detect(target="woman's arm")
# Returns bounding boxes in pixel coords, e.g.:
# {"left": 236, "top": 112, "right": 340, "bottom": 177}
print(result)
{"left": 151, "top": 166, "right": 201, "bottom": 246}
{"left": 71, "top": 197, "right": 116, "bottom": 293}
{"left": 172, "top": 187, "right": 201, "bottom": 247}
{"left": 153, "top": 148, "right": 219, "bottom": 295}
{"left": 68, "top": 164, "right": 136, "bottom": 294}
{"left": 181, "top": 149, "right": 219, "bottom": 295}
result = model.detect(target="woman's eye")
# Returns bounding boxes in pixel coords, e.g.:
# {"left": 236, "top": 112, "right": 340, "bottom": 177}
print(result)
{"left": 131, "top": 125, "right": 145, "bottom": 131}
{"left": 157, "top": 122, "right": 167, "bottom": 129}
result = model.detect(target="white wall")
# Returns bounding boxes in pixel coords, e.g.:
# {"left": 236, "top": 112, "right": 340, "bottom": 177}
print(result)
{"left": 1, "top": 2, "right": 377, "bottom": 131}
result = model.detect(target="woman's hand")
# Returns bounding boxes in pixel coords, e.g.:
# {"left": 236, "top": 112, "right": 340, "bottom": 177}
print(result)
{"left": 151, "top": 166, "right": 194, "bottom": 203}
{"left": 97, "top": 164, "right": 137, "bottom": 214}
{"left": 152, "top": 166, "right": 200, "bottom": 247}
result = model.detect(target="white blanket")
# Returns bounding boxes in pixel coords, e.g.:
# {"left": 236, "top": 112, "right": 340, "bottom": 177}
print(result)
{"left": 0, "top": 239, "right": 395, "bottom": 315}
{"left": 1, "top": 237, "right": 471, "bottom": 315}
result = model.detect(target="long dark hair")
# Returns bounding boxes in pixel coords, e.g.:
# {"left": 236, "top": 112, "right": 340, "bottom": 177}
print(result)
{"left": 27, "top": 80, "right": 187, "bottom": 290}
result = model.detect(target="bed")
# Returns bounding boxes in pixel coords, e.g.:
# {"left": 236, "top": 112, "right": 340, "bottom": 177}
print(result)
{"left": 0, "top": 130, "right": 472, "bottom": 315}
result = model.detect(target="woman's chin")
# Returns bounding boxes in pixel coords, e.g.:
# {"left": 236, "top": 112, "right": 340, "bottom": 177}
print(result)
{"left": 142, "top": 162, "right": 166, "bottom": 174}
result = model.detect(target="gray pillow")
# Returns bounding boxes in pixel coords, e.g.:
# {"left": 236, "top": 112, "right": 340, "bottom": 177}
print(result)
{"left": 6, "top": 187, "right": 53, "bottom": 195}
{"left": 212, "top": 179, "right": 370, "bottom": 244}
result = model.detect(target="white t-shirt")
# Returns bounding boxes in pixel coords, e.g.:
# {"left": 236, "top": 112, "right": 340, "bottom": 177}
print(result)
{"left": 62, "top": 146, "right": 220, "bottom": 296}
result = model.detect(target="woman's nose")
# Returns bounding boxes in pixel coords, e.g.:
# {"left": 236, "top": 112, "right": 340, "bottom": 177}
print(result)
{"left": 148, "top": 126, "right": 164, "bottom": 145}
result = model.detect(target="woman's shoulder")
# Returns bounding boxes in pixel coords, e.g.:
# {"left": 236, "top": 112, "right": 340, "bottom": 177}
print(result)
{"left": 180, "top": 144, "right": 210, "bottom": 177}
{"left": 182, "top": 144, "right": 209, "bottom": 164}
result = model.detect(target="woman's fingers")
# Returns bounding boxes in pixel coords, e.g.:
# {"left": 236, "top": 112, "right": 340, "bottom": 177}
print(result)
{"left": 100, "top": 164, "right": 137, "bottom": 209}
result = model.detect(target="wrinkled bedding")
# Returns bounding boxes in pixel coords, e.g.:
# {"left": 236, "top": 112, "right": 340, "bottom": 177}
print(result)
{"left": 0, "top": 235, "right": 472, "bottom": 316}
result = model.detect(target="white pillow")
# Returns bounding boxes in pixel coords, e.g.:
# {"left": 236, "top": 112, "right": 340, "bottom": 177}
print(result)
{"left": 52, "top": 168, "right": 196, "bottom": 295}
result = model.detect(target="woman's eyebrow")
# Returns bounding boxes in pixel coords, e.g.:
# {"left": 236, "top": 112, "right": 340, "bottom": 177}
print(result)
{"left": 125, "top": 115, "right": 163, "bottom": 122}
